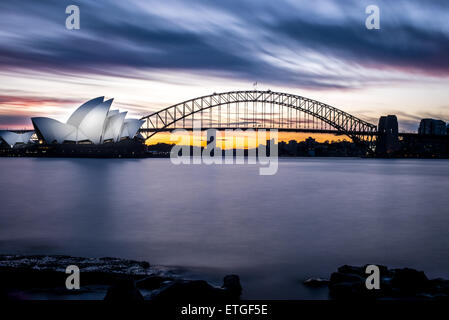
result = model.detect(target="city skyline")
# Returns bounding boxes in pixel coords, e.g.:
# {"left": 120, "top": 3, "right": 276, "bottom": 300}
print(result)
{"left": 1, "top": 0, "right": 448, "bottom": 137}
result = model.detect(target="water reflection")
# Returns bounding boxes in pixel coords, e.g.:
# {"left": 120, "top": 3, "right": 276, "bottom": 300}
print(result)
{"left": 1, "top": 158, "right": 449, "bottom": 299}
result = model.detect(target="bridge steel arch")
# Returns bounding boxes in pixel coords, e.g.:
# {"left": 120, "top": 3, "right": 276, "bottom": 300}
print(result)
{"left": 140, "top": 90, "right": 377, "bottom": 144}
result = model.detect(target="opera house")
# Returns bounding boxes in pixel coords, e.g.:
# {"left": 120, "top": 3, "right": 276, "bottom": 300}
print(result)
{"left": 32, "top": 96, "right": 144, "bottom": 145}
{"left": 1, "top": 97, "right": 147, "bottom": 157}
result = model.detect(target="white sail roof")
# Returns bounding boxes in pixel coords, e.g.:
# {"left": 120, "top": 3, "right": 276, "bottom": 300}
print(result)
{"left": 66, "top": 96, "right": 104, "bottom": 127}
{"left": 120, "top": 119, "right": 145, "bottom": 139}
{"left": 77, "top": 99, "right": 112, "bottom": 144}
{"left": 32, "top": 118, "right": 76, "bottom": 144}
{"left": 31, "top": 97, "right": 143, "bottom": 145}
{"left": 103, "top": 112, "right": 127, "bottom": 142}
{"left": 107, "top": 110, "right": 120, "bottom": 117}
{"left": 0, "top": 131, "right": 34, "bottom": 147}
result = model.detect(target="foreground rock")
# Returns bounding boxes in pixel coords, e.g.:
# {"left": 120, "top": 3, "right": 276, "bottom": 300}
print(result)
{"left": 104, "top": 278, "right": 144, "bottom": 301}
{"left": 223, "top": 274, "right": 243, "bottom": 297}
{"left": 0, "top": 254, "right": 240, "bottom": 301}
{"left": 327, "top": 264, "right": 449, "bottom": 300}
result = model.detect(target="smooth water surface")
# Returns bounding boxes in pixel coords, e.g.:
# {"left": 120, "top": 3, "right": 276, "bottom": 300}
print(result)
{"left": 1, "top": 157, "right": 449, "bottom": 299}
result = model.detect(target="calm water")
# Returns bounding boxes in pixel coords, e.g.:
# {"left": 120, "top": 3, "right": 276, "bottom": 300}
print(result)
{"left": 1, "top": 157, "right": 449, "bottom": 299}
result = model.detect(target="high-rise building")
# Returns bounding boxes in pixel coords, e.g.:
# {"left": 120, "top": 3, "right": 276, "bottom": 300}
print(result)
{"left": 418, "top": 119, "right": 447, "bottom": 136}
{"left": 376, "top": 115, "right": 399, "bottom": 154}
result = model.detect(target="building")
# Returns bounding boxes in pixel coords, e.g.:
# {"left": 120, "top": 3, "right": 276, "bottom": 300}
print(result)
{"left": 376, "top": 115, "right": 400, "bottom": 155}
{"left": 0, "top": 131, "right": 34, "bottom": 148}
{"left": 286, "top": 140, "right": 298, "bottom": 155}
{"left": 31, "top": 97, "right": 144, "bottom": 145}
{"left": 418, "top": 119, "right": 447, "bottom": 136}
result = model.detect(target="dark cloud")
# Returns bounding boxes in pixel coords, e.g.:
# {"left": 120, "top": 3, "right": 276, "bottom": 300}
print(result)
{"left": 270, "top": 19, "right": 449, "bottom": 75}
{"left": 0, "top": 0, "right": 448, "bottom": 88}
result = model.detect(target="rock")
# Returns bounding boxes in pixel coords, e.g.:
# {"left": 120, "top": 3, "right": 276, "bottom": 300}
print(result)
{"left": 330, "top": 271, "right": 365, "bottom": 286}
{"left": 429, "top": 278, "right": 449, "bottom": 295}
{"left": 328, "top": 269, "right": 367, "bottom": 299}
{"left": 390, "top": 268, "right": 429, "bottom": 294}
{"left": 0, "top": 254, "right": 240, "bottom": 301}
{"left": 222, "top": 275, "right": 242, "bottom": 297}
{"left": 324, "top": 264, "right": 449, "bottom": 300}
{"left": 104, "top": 278, "right": 144, "bottom": 301}
{"left": 337, "top": 265, "right": 365, "bottom": 276}
{"left": 303, "top": 278, "right": 329, "bottom": 288}
{"left": 363, "top": 264, "right": 389, "bottom": 275}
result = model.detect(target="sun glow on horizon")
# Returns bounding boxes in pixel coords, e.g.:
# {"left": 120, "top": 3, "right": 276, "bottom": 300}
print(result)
{"left": 145, "top": 131, "right": 349, "bottom": 149}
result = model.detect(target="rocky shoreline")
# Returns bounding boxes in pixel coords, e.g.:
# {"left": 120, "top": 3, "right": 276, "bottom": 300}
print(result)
{"left": 0, "top": 254, "right": 241, "bottom": 301}
{"left": 304, "top": 264, "right": 449, "bottom": 300}
{"left": 2, "top": 255, "right": 449, "bottom": 300}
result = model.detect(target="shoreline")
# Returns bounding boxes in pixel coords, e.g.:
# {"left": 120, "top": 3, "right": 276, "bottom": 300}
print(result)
{"left": 2, "top": 154, "right": 449, "bottom": 159}
{"left": 0, "top": 254, "right": 242, "bottom": 301}
{"left": 2, "top": 254, "right": 449, "bottom": 300}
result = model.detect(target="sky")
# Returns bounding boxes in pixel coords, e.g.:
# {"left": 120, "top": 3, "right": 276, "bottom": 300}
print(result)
{"left": 0, "top": 0, "right": 448, "bottom": 139}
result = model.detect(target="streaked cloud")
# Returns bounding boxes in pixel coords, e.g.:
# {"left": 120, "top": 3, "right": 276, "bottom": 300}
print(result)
{"left": 0, "top": 0, "right": 448, "bottom": 130}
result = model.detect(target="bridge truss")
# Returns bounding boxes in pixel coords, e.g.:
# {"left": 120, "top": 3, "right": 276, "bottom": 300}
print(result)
{"left": 140, "top": 90, "right": 377, "bottom": 145}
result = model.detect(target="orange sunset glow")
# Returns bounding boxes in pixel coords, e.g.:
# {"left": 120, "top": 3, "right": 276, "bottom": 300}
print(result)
{"left": 146, "top": 131, "right": 348, "bottom": 148}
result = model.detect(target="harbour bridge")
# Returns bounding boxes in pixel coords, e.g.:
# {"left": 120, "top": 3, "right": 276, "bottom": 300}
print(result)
{"left": 139, "top": 90, "right": 378, "bottom": 146}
